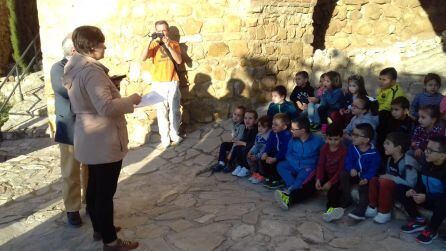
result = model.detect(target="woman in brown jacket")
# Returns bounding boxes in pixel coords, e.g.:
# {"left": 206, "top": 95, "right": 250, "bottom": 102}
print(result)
{"left": 63, "top": 26, "right": 140, "bottom": 251}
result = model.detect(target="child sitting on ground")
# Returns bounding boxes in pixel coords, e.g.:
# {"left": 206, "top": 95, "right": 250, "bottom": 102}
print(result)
{"left": 267, "top": 85, "right": 298, "bottom": 120}
{"left": 261, "top": 113, "right": 292, "bottom": 189}
{"left": 231, "top": 110, "right": 259, "bottom": 177}
{"left": 411, "top": 105, "right": 444, "bottom": 159}
{"left": 343, "top": 96, "right": 379, "bottom": 143}
{"left": 314, "top": 125, "right": 348, "bottom": 222}
{"left": 317, "top": 71, "right": 345, "bottom": 133}
{"left": 274, "top": 117, "right": 325, "bottom": 210}
{"left": 247, "top": 116, "right": 271, "bottom": 184}
{"left": 290, "top": 71, "right": 314, "bottom": 116}
{"left": 212, "top": 106, "right": 246, "bottom": 172}
{"left": 366, "top": 132, "right": 419, "bottom": 224}
{"left": 336, "top": 123, "right": 381, "bottom": 221}
{"left": 307, "top": 73, "right": 326, "bottom": 129}
{"left": 398, "top": 136, "right": 446, "bottom": 244}
{"left": 377, "top": 97, "right": 415, "bottom": 153}
{"left": 410, "top": 73, "right": 443, "bottom": 119}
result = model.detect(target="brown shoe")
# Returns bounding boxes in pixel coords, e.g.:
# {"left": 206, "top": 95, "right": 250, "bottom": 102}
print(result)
{"left": 93, "top": 226, "right": 122, "bottom": 241}
{"left": 103, "top": 239, "right": 139, "bottom": 251}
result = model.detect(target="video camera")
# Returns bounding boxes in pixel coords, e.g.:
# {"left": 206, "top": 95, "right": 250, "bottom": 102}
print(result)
{"left": 151, "top": 32, "right": 164, "bottom": 39}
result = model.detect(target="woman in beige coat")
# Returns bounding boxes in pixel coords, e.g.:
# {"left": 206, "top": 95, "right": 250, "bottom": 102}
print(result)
{"left": 63, "top": 26, "right": 140, "bottom": 251}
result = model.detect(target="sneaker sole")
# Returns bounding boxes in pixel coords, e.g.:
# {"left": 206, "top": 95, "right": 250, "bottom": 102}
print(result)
{"left": 416, "top": 233, "right": 438, "bottom": 244}
{"left": 402, "top": 226, "right": 426, "bottom": 234}
{"left": 324, "top": 208, "right": 344, "bottom": 222}
{"left": 274, "top": 190, "right": 289, "bottom": 210}
{"left": 348, "top": 213, "right": 365, "bottom": 220}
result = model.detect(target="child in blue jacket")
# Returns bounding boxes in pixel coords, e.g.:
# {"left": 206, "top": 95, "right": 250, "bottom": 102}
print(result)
{"left": 317, "top": 71, "right": 345, "bottom": 132}
{"left": 274, "top": 117, "right": 324, "bottom": 210}
{"left": 398, "top": 136, "right": 446, "bottom": 245}
{"left": 334, "top": 123, "right": 381, "bottom": 221}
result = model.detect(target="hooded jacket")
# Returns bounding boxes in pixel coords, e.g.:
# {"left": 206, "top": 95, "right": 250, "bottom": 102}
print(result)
{"left": 63, "top": 53, "right": 134, "bottom": 164}
{"left": 383, "top": 154, "right": 419, "bottom": 187}
{"left": 263, "top": 130, "right": 292, "bottom": 161}
{"left": 344, "top": 144, "right": 381, "bottom": 180}
{"left": 267, "top": 101, "right": 298, "bottom": 120}
{"left": 417, "top": 159, "right": 446, "bottom": 199}
{"left": 285, "top": 133, "right": 325, "bottom": 172}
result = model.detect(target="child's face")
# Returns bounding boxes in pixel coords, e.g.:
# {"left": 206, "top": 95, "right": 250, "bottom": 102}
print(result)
{"left": 351, "top": 99, "right": 367, "bottom": 116}
{"left": 271, "top": 91, "right": 285, "bottom": 104}
{"left": 294, "top": 75, "right": 308, "bottom": 87}
{"left": 327, "top": 135, "right": 342, "bottom": 148}
{"left": 244, "top": 112, "right": 257, "bottom": 128}
{"left": 258, "top": 124, "right": 269, "bottom": 134}
{"left": 317, "top": 76, "right": 324, "bottom": 87}
{"left": 323, "top": 76, "right": 332, "bottom": 89}
{"left": 351, "top": 128, "right": 370, "bottom": 146}
{"left": 425, "top": 80, "right": 440, "bottom": 95}
{"left": 391, "top": 104, "right": 407, "bottom": 120}
{"left": 378, "top": 74, "right": 394, "bottom": 89}
{"left": 383, "top": 139, "right": 400, "bottom": 156}
{"left": 418, "top": 109, "right": 436, "bottom": 129}
{"left": 232, "top": 108, "right": 244, "bottom": 123}
{"left": 348, "top": 81, "right": 359, "bottom": 95}
{"left": 425, "top": 141, "right": 446, "bottom": 164}
{"left": 272, "top": 118, "right": 287, "bottom": 133}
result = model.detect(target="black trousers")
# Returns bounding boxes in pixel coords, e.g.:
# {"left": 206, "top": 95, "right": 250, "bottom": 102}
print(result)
{"left": 289, "top": 178, "right": 316, "bottom": 206}
{"left": 233, "top": 145, "right": 249, "bottom": 168}
{"left": 395, "top": 184, "right": 446, "bottom": 232}
{"left": 339, "top": 170, "right": 369, "bottom": 211}
{"left": 218, "top": 142, "right": 234, "bottom": 163}
{"left": 326, "top": 182, "right": 342, "bottom": 209}
{"left": 87, "top": 160, "right": 122, "bottom": 244}
{"left": 261, "top": 160, "right": 281, "bottom": 181}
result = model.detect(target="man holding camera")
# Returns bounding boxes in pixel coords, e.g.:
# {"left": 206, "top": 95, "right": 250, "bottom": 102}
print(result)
{"left": 141, "top": 20, "right": 183, "bottom": 148}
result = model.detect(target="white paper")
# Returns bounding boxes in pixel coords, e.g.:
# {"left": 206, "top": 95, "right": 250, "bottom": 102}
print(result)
{"left": 135, "top": 91, "right": 165, "bottom": 108}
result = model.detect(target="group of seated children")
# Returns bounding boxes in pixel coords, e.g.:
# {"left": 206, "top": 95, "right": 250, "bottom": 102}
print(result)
{"left": 211, "top": 67, "right": 446, "bottom": 245}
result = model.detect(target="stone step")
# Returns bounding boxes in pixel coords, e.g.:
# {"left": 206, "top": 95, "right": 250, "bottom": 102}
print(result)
{"left": 1, "top": 115, "right": 49, "bottom": 140}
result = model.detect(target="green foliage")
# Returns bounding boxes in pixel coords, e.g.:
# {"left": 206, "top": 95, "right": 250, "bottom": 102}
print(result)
{"left": 6, "top": 0, "right": 26, "bottom": 72}
{"left": 0, "top": 97, "right": 12, "bottom": 128}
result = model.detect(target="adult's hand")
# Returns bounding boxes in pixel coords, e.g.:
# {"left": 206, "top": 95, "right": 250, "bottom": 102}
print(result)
{"left": 129, "top": 93, "right": 142, "bottom": 105}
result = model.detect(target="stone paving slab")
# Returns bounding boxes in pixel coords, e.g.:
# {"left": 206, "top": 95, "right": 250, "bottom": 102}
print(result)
{"left": 0, "top": 121, "right": 445, "bottom": 250}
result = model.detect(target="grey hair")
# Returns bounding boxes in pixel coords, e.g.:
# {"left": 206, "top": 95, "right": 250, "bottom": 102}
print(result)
{"left": 62, "top": 34, "right": 74, "bottom": 58}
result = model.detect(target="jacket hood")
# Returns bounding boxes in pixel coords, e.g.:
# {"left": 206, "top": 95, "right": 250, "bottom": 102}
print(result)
{"left": 402, "top": 153, "right": 420, "bottom": 170}
{"left": 63, "top": 53, "right": 109, "bottom": 89}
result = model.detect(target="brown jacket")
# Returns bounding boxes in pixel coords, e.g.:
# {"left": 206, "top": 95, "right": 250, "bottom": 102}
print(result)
{"left": 63, "top": 53, "right": 134, "bottom": 164}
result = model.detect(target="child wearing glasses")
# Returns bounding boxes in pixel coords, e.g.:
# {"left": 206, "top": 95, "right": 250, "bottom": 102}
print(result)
{"left": 397, "top": 136, "right": 446, "bottom": 244}
{"left": 411, "top": 105, "right": 444, "bottom": 160}
{"left": 290, "top": 71, "right": 314, "bottom": 116}
{"left": 336, "top": 123, "right": 381, "bottom": 221}
{"left": 343, "top": 96, "right": 379, "bottom": 143}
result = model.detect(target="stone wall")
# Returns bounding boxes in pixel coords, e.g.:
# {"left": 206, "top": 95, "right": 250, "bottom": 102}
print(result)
{"left": 37, "top": 0, "right": 446, "bottom": 147}
{"left": 0, "top": 0, "right": 11, "bottom": 75}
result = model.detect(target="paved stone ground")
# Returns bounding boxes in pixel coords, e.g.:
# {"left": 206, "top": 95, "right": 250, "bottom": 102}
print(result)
{"left": 0, "top": 120, "right": 445, "bottom": 251}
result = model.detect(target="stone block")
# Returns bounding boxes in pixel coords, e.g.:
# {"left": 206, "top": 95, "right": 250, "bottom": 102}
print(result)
{"left": 355, "top": 22, "right": 374, "bottom": 35}
{"left": 256, "top": 27, "right": 266, "bottom": 40}
{"left": 260, "top": 76, "right": 277, "bottom": 89}
{"left": 202, "top": 20, "right": 224, "bottom": 33}
{"left": 348, "top": 9, "right": 362, "bottom": 20}
{"left": 169, "top": 3, "right": 192, "bottom": 17}
{"left": 224, "top": 15, "right": 242, "bottom": 32}
{"left": 207, "top": 42, "right": 229, "bottom": 57}
{"left": 277, "top": 58, "right": 290, "bottom": 71}
{"left": 333, "top": 37, "right": 351, "bottom": 49}
{"left": 213, "top": 66, "right": 227, "bottom": 81}
{"left": 327, "top": 19, "right": 346, "bottom": 36}
{"left": 382, "top": 4, "right": 402, "bottom": 19}
{"left": 364, "top": 4, "right": 382, "bottom": 20}
{"left": 182, "top": 18, "right": 203, "bottom": 35}
{"left": 196, "top": 3, "right": 224, "bottom": 18}
{"left": 228, "top": 41, "right": 249, "bottom": 57}
{"left": 246, "top": 17, "right": 258, "bottom": 27}
{"left": 265, "top": 23, "right": 279, "bottom": 38}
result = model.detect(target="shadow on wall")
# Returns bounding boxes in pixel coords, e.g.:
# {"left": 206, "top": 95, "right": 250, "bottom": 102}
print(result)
{"left": 311, "top": 0, "right": 446, "bottom": 53}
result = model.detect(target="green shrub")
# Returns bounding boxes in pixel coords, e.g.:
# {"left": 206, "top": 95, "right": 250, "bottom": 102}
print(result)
{"left": 6, "top": 0, "right": 26, "bottom": 72}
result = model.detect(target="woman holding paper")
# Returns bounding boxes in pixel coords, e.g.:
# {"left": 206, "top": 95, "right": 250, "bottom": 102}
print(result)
{"left": 63, "top": 26, "right": 140, "bottom": 251}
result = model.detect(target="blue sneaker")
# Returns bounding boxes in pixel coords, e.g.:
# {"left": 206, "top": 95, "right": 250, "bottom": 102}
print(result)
{"left": 222, "top": 165, "right": 233, "bottom": 173}
{"left": 416, "top": 229, "right": 438, "bottom": 244}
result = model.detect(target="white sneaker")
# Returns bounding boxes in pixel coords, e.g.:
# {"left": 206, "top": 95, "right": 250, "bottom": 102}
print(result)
{"left": 323, "top": 207, "right": 344, "bottom": 222}
{"left": 232, "top": 166, "right": 242, "bottom": 176}
{"left": 236, "top": 167, "right": 250, "bottom": 177}
{"left": 171, "top": 137, "right": 184, "bottom": 146}
{"left": 365, "top": 206, "right": 378, "bottom": 218}
{"left": 373, "top": 212, "right": 391, "bottom": 224}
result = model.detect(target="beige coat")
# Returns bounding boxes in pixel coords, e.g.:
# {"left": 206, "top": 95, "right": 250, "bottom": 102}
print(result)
{"left": 63, "top": 53, "right": 134, "bottom": 165}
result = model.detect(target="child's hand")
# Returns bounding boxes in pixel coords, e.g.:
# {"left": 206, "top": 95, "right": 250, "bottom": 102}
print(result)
{"left": 315, "top": 180, "right": 322, "bottom": 190}
{"left": 414, "top": 149, "right": 423, "bottom": 158}
{"left": 406, "top": 189, "right": 416, "bottom": 197}
{"left": 413, "top": 193, "right": 426, "bottom": 204}
{"left": 234, "top": 141, "right": 246, "bottom": 146}
{"left": 350, "top": 169, "right": 358, "bottom": 177}
{"left": 261, "top": 153, "right": 267, "bottom": 160}
{"left": 339, "top": 108, "right": 345, "bottom": 115}
{"left": 379, "top": 174, "right": 392, "bottom": 180}
{"left": 302, "top": 103, "right": 308, "bottom": 110}
{"left": 266, "top": 157, "right": 276, "bottom": 164}
{"left": 322, "top": 181, "right": 332, "bottom": 191}
{"left": 359, "top": 179, "right": 368, "bottom": 186}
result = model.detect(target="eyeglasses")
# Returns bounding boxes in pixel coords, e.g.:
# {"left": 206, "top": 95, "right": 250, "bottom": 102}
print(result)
{"left": 290, "top": 128, "right": 303, "bottom": 132}
{"left": 351, "top": 132, "right": 366, "bottom": 138}
{"left": 425, "top": 148, "right": 442, "bottom": 154}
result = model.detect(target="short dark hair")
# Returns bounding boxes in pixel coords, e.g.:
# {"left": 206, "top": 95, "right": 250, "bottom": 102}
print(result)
{"left": 391, "top": 96, "right": 410, "bottom": 110}
{"left": 424, "top": 73, "right": 441, "bottom": 88}
{"left": 272, "top": 85, "right": 287, "bottom": 97}
{"left": 155, "top": 20, "right": 169, "bottom": 28}
{"left": 245, "top": 109, "right": 258, "bottom": 119}
{"left": 273, "top": 113, "right": 290, "bottom": 129}
{"left": 429, "top": 136, "right": 446, "bottom": 153}
{"left": 386, "top": 132, "right": 411, "bottom": 153}
{"left": 355, "top": 123, "right": 374, "bottom": 141}
{"left": 72, "top": 26, "right": 105, "bottom": 54}
{"left": 327, "top": 124, "right": 343, "bottom": 137}
{"left": 235, "top": 105, "right": 247, "bottom": 114}
{"left": 296, "top": 71, "right": 309, "bottom": 79}
{"left": 418, "top": 104, "right": 440, "bottom": 120}
{"left": 325, "top": 71, "right": 342, "bottom": 89}
{"left": 258, "top": 115, "right": 272, "bottom": 128}
{"left": 292, "top": 117, "right": 311, "bottom": 133}
{"left": 379, "top": 67, "right": 398, "bottom": 80}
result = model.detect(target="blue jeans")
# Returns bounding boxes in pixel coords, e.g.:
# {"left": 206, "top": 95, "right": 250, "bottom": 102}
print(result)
{"left": 307, "top": 103, "right": 321, "bottom": 125}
